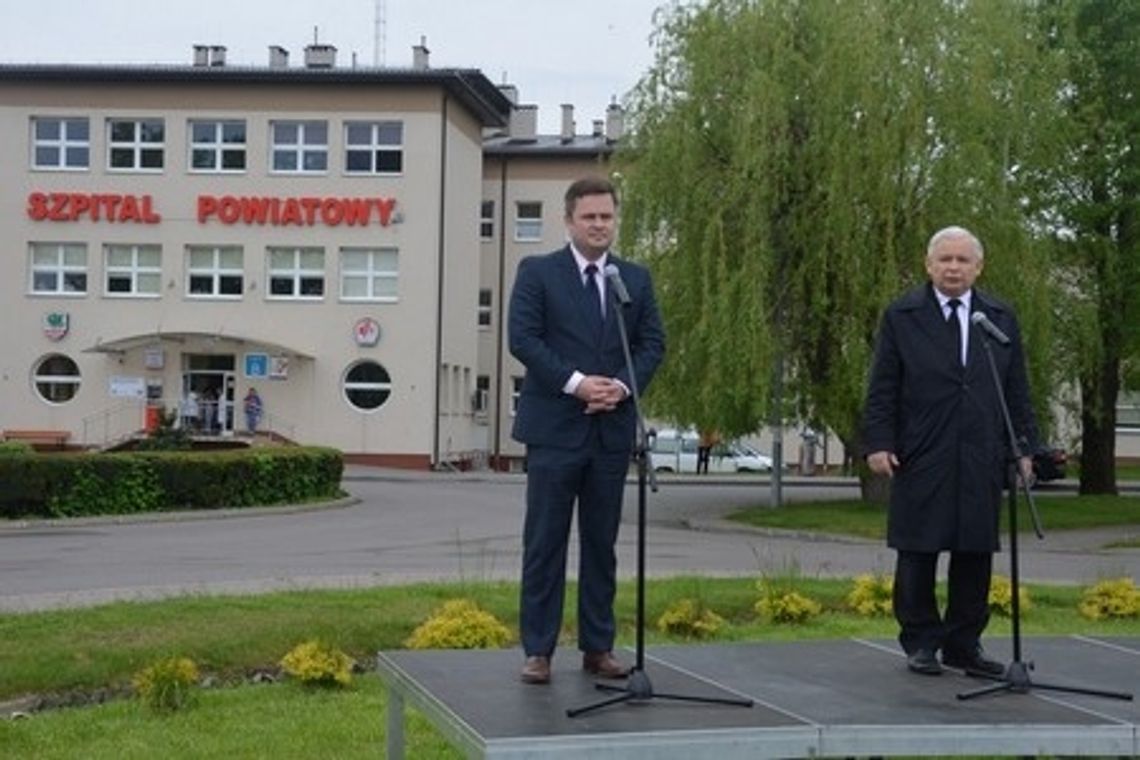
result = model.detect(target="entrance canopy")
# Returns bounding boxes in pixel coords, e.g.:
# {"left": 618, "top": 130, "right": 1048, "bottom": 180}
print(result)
{"left": 84, "top": 330, "right": 315, "bottom": 360}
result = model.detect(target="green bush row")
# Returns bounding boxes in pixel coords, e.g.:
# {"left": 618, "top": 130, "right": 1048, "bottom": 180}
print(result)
{"left": 0, "top": 447, "right": 344, "bottom": 519}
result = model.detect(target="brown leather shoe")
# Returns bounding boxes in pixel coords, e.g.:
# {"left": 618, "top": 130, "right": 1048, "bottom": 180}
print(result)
{"left": 520, "top": 656, "right": 551, "bottom": 685}
{"left": 582, "top": 651, "right": 629, "bottom": 679}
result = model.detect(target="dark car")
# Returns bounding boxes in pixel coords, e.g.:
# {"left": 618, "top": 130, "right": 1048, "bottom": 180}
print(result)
{"left": 1032, "top": 446, "right": 1068, "bottom": 482}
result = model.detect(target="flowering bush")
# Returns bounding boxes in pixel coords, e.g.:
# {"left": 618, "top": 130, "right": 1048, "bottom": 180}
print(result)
{"left": 755, "top": 580, "right": 823, "bottom": 624}
{"left": 404, "top": 599, "right": 512, "bottom": 650}
{"left": 1078, "top": 578, "right": 1140, "bottom": 620}
{"left": 656, "top": 598, "right": 725, "bottom": 639}
{"left": 132, "top": 656, "right": 199, "bottom": 712}
{"left": 846, "top": 573, "right": 893, "bottom": 617}
{"left": 988, "top": 575, "right": 1031, "bottom": 617}
{"left": 280, "top": 640, "right": 354, "bottom": 687}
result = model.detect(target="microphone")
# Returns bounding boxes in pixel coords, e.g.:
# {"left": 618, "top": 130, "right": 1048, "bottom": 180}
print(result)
{"left": 971, "top": 311, "right": 1010, "bottom": 345}
{"left": 603, "top": 263, "right": 632, "bottom": 306}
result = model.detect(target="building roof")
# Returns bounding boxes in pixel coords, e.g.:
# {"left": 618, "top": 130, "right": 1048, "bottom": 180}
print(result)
{"left": 0, "top": 63, "right": 513, "bottom": 127}
{"left": 482, "top": 133, "right": 616, "bottom": 158}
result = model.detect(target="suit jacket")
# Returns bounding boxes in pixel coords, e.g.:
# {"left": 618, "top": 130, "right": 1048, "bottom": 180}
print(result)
{"left": 508, "top": 246, "right": 665, "bottom": 451}
{"left": 862, "top": 283, "right": 1038, "bottom": 552}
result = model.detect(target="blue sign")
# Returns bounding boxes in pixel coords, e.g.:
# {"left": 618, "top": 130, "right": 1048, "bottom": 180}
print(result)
{"left": 244, "top": 353, "right": 269, "bottom": 378}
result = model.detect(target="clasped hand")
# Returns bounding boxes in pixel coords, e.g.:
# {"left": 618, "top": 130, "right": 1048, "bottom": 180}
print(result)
{"left": 576, "top": 375, "right": 625, "bottom": 414}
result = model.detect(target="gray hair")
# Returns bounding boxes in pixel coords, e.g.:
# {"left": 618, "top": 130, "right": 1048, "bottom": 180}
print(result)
{"left": 926, "top": 226, "right": 984, "bottom": 260}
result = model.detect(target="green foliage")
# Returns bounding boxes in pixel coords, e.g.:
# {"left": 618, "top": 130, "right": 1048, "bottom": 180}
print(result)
{"left": 0, "top": 440, "right": 33, "bottom": 455}
{"left": 135, "top": 409, "right": 192, "bottom": 451}
{"left": 48, "top": 459, "right": 164, "bottom": 517}
{"left": 132, "top": 656, "right": 199, "bottom": 712}
{"left": 846, "top": 573, "right": 893, "bottom": 617}
{"left": 404, "top": 599, "right": 512, "bottom": 650}
{"left": 280, "top": 640, "right": 354, "bottom": 688}
{"left": 656, "top": 598, "right": 725, "bottom": 639}
{"left": 1078, "top": 577, "right": 1140, "bottom": 620}
{"left": 754, "top": 578, "right": 823, "bottom": 624}
{"left": 988, "top": 575, "right": 1032, "bottom": 618}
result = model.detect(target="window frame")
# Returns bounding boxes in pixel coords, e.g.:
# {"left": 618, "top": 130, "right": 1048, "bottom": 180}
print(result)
{"left": 344, "top": 120, "right": 403, "bottom": 176}
{"left": 33, "top": 353, "right": 82, "bottom": 404}
{"left": 480, "top": 199, "right": 495, "bottom": 240}
{"left": 188, "top": 119, "right": 247, "bottom": 173}
{"left": 515, "top": 201, "right": 543, "bottom": 242}
{"left": 186, "top": 245, "right": 244, "bottom": 300}
{"left": 343, "top": 360, "right": 393, "bottom": 412}
{"left": 266, "top": 246, "right": 325, "bottom": 301}
{"left": 270, "top": 119, "right": 329, "bottom": 175}
{"left": 29, "top": 242, "right": 87, "bottom": 296}
{"left": 104, "top": 243, "right": 162, "bottom": 298}
{"left": 339, "top": 247, "right": 399, "bottom": 302}
{"left": 32, "top": 117, "right": 90, "bottom": 171}
{"left": 107, "top": 118, "right": 165, "bottom": 172}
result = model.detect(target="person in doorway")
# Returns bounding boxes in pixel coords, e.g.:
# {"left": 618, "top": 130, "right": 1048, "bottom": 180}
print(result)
{"left": 200, "top": 388, "right": 217, "bottom": 434}
{"left": 243, "top": 388, "right": 263, "bottom": 434}
{"left": 180, "top": 390, "right": 200, "bottom": 432}
{"left": 862, "top": 225, "right": 1038, "bottom": 677}
{"left": 508, "top": 176, "right": 666, "bottom": 685}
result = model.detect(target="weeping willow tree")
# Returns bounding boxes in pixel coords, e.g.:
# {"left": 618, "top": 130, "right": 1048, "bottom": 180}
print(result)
{"left": 619, "top": 0, "right": 1066, "bottom": 491}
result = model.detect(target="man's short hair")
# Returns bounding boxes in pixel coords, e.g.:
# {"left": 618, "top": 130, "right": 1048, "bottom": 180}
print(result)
{"left": 564, "top": 176, "right": 618, "bottom": 217}
{"left": 927, "top": 225, "right": 985, "bottom": 260}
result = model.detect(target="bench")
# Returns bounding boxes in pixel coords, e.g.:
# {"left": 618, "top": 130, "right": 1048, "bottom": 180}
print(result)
{"left": 2, "top": 429, "right": 72, "bottom": 450}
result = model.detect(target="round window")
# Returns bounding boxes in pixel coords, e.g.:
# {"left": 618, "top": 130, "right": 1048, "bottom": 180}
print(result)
{"left": 343, "top": 360, "right": 392, "bottom": 411}
{"left": 34, "top": 353, "right": 81, "bottom": 403}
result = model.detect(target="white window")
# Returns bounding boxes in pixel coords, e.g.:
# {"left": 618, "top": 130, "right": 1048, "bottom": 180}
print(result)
{"left": 271, "top": 120, "right": 328, "bottom": 173}
{"left": 108, "top": 118, "right": 164, "bottom": 171}
{"left": 1119, "top": 392, "right": 1140, "bottom": 430}
{"left": 32, "top": 117, "right": 89, "bottom": 170}
{"left": 268, "top": 247, "right": 325, "bottom": 299}
{"left": 480, "top": 200, "right": 495, "bottom": 239}
{"left": 344, "top": 121, "right": 403, "bottom": 174}
{"left": 343, "top": 360, "right": 392, "bottom": 411}
{"left": 340, "top": 247, "right": 398, "bottom": 301}
{"left": 189, "top": 120, "right": 246, "bottom": 172}
{"left": 478, "top": 288, "right": 492, "bottom": 328}
{"left": 187, "top": 246, "right": 243, "bottom": 298}
{"left": 510, "top": 376, "right": 523, "bottom": 415}
{"left": 105, "top": 244, "right": 161, "bottom": 297}
{"left": 474, "top": 374, "right": 490, "bottom": 415}
{"left": 34, "top": 354, "right": 81, "bottom": 404}
{"left": 515, "top": 202, "right": 543, "bottom": 241}
{"left": 30, "top": 242, "right": 87, "bottom": 295}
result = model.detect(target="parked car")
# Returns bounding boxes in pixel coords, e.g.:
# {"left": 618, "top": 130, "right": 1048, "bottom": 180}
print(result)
{"left": 1032, "top": 446, "right": 1068, "bottom": 482}
{"left": 648, "top": 428, "right": 774, "bottom": 473}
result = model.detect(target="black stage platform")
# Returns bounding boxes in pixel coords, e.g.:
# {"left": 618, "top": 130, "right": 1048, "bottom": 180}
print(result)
{"left": 377, "top": 636, "right": 1138, "bottom": 758}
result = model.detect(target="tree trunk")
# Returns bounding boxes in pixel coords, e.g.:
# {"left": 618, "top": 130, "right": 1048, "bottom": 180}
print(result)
{"left": 1078, "top": 355, "right": 1119, "bottom": 495}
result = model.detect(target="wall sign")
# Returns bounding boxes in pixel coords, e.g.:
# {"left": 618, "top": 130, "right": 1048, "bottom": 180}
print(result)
{"left": 269, "top": 356, "right": 289, "bottom": 379}
{"left": 244, "top": 353, "right": 269, "bottom": 379}
{"left": 43, "top": 312, "right": 69, "bottom": 341}
{"left": 353, "top": 317, "right": 381, "bottom": 347}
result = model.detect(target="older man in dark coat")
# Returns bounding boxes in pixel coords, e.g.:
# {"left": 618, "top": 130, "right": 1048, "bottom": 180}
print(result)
{"left": 862, "top": 226, "right": 1038, "bottom": 677}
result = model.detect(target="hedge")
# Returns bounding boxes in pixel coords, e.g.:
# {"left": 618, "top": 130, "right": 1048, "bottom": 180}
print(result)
{"left": 0, "top": 447, "right": 343, "bottom": 519}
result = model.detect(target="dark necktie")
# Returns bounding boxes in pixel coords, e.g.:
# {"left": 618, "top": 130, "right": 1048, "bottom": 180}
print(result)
{"left": 947, "top": 298, "right": 962, "bottom": 365}
{"left": 584, "top": 263, "right": 603, "bottom": 329}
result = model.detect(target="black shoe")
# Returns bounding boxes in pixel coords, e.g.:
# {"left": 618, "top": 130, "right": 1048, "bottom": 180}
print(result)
{"left": 942, "top": 646, "right": 1005, "bottom": 676}
{"left": 906, "top": 649, "right": 943, "bottom": 675}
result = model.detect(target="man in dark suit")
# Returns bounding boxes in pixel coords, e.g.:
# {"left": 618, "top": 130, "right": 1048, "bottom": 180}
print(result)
{"left": 862, "top": 226, "right": 1038, "bottom": 677}
{"left": 508, "top": 176, "right": 665, "bottom": 685}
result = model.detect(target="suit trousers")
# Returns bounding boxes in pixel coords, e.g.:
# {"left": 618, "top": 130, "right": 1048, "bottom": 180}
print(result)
{"left": 893, "top": 549, "right": 992, "bottom": 656}
{"left": 519, "top": 425, "right": 630, "bottom": 657}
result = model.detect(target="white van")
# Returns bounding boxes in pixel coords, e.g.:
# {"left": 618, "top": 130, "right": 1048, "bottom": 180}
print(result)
{"left": 648, "top": 428, "right": 774, "bottom": 473}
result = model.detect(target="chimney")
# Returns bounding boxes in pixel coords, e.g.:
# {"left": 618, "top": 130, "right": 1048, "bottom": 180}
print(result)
{"left": 412, "top": 36, "right": 430, "bottom": 70}
{"left": 209, "top": 45, "right": 227, "bottom": 67}
{"left": 560, "top": 104, "right": 575, "bottom": 143}
{"left": 510, "top": 104, "right": 538, "bottom": 141}
{"left": 497, "top": 83, "right": 518, "bottom": 105}
{"left": 192, "top": 45, "right": 209, "bottom": 67}
{"left": 269, "top": 45, "right": 289, "bottom": 69}
{"left": 592, "top": 119, "right": 604, "bottom": 138}
{"left": 304, "top": 43, "right": 337, "bottom": 68}
{"left": 605, "top": 101, "right": 624, "bottom": 142}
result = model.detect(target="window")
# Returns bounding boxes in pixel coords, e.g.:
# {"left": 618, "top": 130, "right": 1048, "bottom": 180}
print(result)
{"left": 340, "top": 247, "right": 398, "bottom": 301}
{"left": 189, "top": 120, "right": 246, "bottom": 172}
{"left": 187, "top": 246, "right": 243, "bottom": 298}
{"left": 474, "top": 374, "right": 490, "bottom": 415}
{"left": 268, "top": 247, "right": 324, "bottom": 299}
{"left": 1119, "top": 392, "right": 1140, "bottom": 430}
{"left": 32, "top": 117, "right": 89, "bottom": 170}
{"left": 105, "top": 244, "right": 161, "bottom": 297}
{"left": 478, "top": 288, "right": 492, "bottom": 328}
{"left": 515, "top": 202, "right": 543, "bottom": 241}
{"left": 343, "top": 360, "right": 392, "bottom": 411}
{"left": 511, "top": 376, "right": 524, "bottom": 415}
{"left": 480, "top": 200, "right": 495, "bottom": 239}
{"left": 34, "top": 354, "right": 81, "bottom": 404}
{"left": 108, "top": 118, "right": 164, "bottom": 171}
{"left": 271, "top": 120, "right": 328, "bottom": 173}
{"left": 30, "top": 243, "right": 87, "bottom": 295}
{"left": 344, "top": 121, "right": 403, "bottom": 174}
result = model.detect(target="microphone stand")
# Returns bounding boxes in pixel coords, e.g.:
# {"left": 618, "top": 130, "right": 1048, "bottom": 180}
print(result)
{"left": 956, "top": 326, "right": 1131, "bottom": 702}
{"left": 567, "top": 276, "right": 754, "bottom": 718}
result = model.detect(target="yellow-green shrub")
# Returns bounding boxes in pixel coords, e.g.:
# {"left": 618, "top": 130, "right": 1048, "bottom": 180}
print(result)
{"left": 405, "top": 599, "right": 512, "bottom": 649}
{"left": 132, "top": 656, "right": 199, "bottom": 712}
{"left": 656, "top": 598, "right": 724, "bottom": 639}
{"left": 846, "top": 573, "right": 893, "bottom": 617}
{"left": 755, "top": 580, "right": 823, "bottom": 624}
{"left": 280, "top": 640, "right": 354, "bottom": 687}
{"left": 988, "top": 575, "right": 1031, "bottom": 618}
{"left": 1078, "top": 578, "right": 1140, "bottom": 620}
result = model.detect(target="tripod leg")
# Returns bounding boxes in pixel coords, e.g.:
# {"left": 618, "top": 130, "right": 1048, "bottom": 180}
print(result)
{"left": 1027, "top": 680, "right": 1133, "bottom": 701}
{"left": 566, "top": 690, "right": 636, "bottom": 718}
{"left": 651, "top": 691, "right": 755, "bottom": 707}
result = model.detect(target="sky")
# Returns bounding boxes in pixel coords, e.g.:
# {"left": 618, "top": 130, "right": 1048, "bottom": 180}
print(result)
{"left": 0, "top": 0, "right": 668, "bottom": 133}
